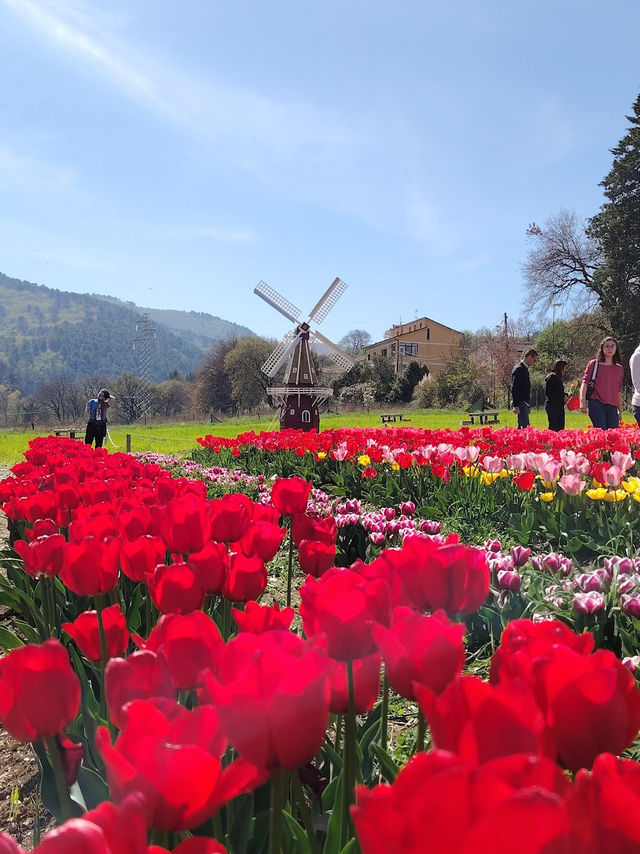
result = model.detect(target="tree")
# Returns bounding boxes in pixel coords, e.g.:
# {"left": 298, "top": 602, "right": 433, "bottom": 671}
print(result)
{"left": 523, "top": 210, "right": 600, "bottom": 314}
{"left": 33, "top": 374, "right": 85, "bottom": 422}
{"left": 224, "top": 336, "right": 275, "bottom": 411}
{"left": 155, "top": 379, "right": 191, "bottom": 417}
{"left": 392, "top": 361, "right": 429, "bottom": 403}
{"left": 338, "top": 329, "right": 372, "bottom": 355}
{"left": 112, "top": 373, "right": 148, "bottom": 423}
{"left": 193, "top": 338, "right": 238, "bottom": 415}
{"left": 586, "top": 91, "right": 640, "bottom": 361}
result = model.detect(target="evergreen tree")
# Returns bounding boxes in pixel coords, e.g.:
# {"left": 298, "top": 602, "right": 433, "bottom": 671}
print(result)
{"left": 587, "top": 91, "right": 640, "bottom": 360}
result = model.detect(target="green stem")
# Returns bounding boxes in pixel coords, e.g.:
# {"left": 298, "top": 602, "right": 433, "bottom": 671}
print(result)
{"left": 40, "top": 577, "right": 51, "bottom": 641}
{"left": 44, "top": 737, "right": 73, "bottom": 823}
{"left": 416, "top": 708, "right": 426, "bottom": 753}
{"left": 286, "top": 523, "right": 294, "bottom": 608}
{"left": 269, "top": 767, "right": 287, "bottom": 854}
{"left": 380, "top": 669, "right": 389, "bottom": 752}
{"left": 340, "top": 660, "right": 356, "bottom": 849}
{"left": 292, "top": 769, "right": 319, "bottom": 854}
{"left": 94, "top": 594, "right": 110, "bottom": 725}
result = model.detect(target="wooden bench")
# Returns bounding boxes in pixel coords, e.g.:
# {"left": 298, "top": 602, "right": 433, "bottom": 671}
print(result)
{"left": 460, "top": 411, "right": 500, "bottom": 427}
{"left": 54, "top": 428, "right": 83, "bottom": 439}
{"left": 380, "top": 413, "right": 412, "bottom": 424}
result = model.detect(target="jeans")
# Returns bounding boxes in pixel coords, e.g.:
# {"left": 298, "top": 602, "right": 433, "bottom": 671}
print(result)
{"left": 516, "top": 402, "right": 530, "bottom": 429}
{"left": 634, "top": 405, "right": 640, "bottom": 427}
{"left": 588, "top": 399, "right": 619, "bottom": 430}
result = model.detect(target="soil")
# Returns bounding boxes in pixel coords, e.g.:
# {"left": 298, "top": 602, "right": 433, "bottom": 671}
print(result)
{"left": 0, "top": 464, "right": 55, "bottom": 847}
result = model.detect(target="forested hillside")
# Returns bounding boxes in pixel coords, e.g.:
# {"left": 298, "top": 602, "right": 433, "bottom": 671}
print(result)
{"left": 0, "top": 273, "right": 254, "bottom": 395}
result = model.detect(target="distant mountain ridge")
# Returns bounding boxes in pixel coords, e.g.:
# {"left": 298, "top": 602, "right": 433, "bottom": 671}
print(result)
{"left": 0, "top": 272, "right": 254, "bottom": 395}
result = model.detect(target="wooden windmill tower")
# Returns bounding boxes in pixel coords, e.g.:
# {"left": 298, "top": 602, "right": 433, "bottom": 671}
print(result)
{"left": 254, "top": 277, "right": 355, "bottom": 431}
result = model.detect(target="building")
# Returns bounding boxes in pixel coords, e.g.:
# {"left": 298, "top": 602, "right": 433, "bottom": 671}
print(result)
{"left": 362, "top": 316, "right": 461, "bottom": 375}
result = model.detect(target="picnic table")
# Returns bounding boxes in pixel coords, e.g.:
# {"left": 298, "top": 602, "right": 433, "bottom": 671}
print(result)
{"left": 54, "top": 428, "right": 83, "bottom": 439}
{"left": 380, "top": 413, "right": 411, "bottom": 424}
{"left": 460, "top": 411, "right": 500, "bottom": 427}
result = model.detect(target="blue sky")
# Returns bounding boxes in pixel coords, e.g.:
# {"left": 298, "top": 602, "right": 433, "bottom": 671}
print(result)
{"left": 1, "top": 0, "right": 638, "bottom": 347}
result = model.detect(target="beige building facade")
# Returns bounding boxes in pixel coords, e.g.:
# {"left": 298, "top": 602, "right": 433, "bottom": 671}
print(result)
{"left": 362, "top": 316, "right": 461, "bottom": 375}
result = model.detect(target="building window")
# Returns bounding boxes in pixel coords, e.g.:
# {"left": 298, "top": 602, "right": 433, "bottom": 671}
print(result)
{"left": 391, "top": 344, "right": 396, "bottom": 353}
{"left": 400, "top": 342, "right": 418, "bottom": 356}
{"left": 303, "top": 373, "right": 309, "bottom": 380}
{"left": 290, "top": 409, "right": 295, "bottom": 415}
{"left": 381, "top": 348, "right": 387, "bottom": 356}
{"left": 427, "top": 328, "right": 430, "bottom": 340}
{"left": 302, "top": 410, "right": 311, "bottom": 423}
{"left": 367, "top": 354, "right": 370, "bottom": 360}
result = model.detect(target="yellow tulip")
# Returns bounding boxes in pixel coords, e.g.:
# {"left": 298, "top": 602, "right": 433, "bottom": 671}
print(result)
{"left": 391, "top": 462, "right": 400, "bottom": 471}
{"left": 602, "top": 490, "right": 628, "bottom": 503}
{"left": 358, "top": 454, "right": 371, "bottom": 466}
{"left": 316, "top": 451, "right": 327, "bottom": 460}
{"left": 540, "top": 492, "right": 554, "bottom": 502}
{"left": 586, "top": 488, "right": 608, "bottom": 500}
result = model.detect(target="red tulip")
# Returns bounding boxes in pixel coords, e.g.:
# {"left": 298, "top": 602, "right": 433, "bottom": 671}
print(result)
{"left": 235, "top": 521, "right": 286, "bottom": 562}
{"left": 299, "top": 566, "right": 391, "bottom": 660}
{"left": 221, "top": 553, "right": 267, "bottom": 602}
{"left": 13, "top": 534, "right": 66, "bottom": 578}
{"left": 63, "top": 605, "right": 129, "bottom": 662}
{"left": 513, "top": 645, "right": 640, "bottom": 772}
{"left": 202, "top": 631, "right": 330, "bottom": 770}
{"left": 271, "top": 477, "right": 312, "bottom": 516}
{"left": 188, "top": 541, "right": 229, "bottom": 594}
{"left": 149, "top": 841, "right": 228, "bottom": 854}
{"left": 325, "top": 652, "right": 381, "bottom": 714}
{"left": 120, "top": 536, "right": 167, "bottom": 583}
{"left": 373, "top": 607, "right": 465, "bottom": 700}
{"left": 141, "top": 612, "right": 224, "bottom": 691}
{"left": 352, "top": 750, "right": 572, "bottom": 854}
{"left": 231, "top": 601, "right": 295, "bottom": 634}
{"left": 382, "top": 535, "right": 489, "bottom": 616}
{"left": 160, "top": 495, "right": 211, "bottom": 554}
{"left": 209, "top": 494, "right": 252, "bottom": 543}
{"left": 417, "top": 675, "right": 551, "bottom": 765}
{"left": 298, "top": 539, "right": 336, "bottom": 578}
{"left": 60, "top": 537, "right": 121, "bottom": 596}
{"left": 0, "top": 639, "right": 80, "bottom": 742}
{"left": 489, "top": 618, "right": 595, "bottom": 685}
{"left": 118, "top": 505, "right": 153, "bottom": 540}
{"left": 96, "top": 699, "right": 264, "bottom": 831}
{"left": 291, "top": 513, "right": 337, "bottom": 547}
{"left": 149, "top": 561, "right": 205, "bottom": 615}
{"left": 105, "top": 650, "right": 175, "bottom": 729}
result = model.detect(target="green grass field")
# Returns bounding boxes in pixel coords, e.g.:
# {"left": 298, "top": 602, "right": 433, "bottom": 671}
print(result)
{"left": 0, "top": 407, "right": 600, "bottom": 468}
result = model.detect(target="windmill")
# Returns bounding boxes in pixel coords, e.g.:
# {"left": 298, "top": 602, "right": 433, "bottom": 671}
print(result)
{"left": 254, "top": 277, "right": 355, "bottom": 431}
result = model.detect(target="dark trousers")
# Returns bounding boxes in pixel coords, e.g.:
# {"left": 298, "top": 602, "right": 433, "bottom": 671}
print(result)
{"left": 634, "top": 405, "right": 640, "bottom": 427}
{"left": 516, "top": 402, "right": 530, "bottom": 429}
{"left": 588, "top": 400, "right": 619, "bottom": 430}
{"left": 85, "top": 420, "right": 107, "bottom": 447}
{"left": 545, "top": 405, "right": 565, "bottom": 432}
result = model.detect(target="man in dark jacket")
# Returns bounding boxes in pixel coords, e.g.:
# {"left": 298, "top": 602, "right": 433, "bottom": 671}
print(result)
{"left": 511, "top": 349, "right": 538, "bottom": 428}
{"left": 84, "top": 388, "right": 112, "bottom": 447}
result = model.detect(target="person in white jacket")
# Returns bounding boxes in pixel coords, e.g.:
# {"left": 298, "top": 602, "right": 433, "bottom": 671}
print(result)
{"left": 631, "top": 343, "right": 640, "bottom": 426}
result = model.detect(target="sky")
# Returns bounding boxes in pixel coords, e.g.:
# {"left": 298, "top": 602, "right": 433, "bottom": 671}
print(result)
{"left": 1, "top": 0, "right": 639, "bottom": 348}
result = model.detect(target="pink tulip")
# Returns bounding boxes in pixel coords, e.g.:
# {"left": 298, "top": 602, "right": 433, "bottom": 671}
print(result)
{"left": 573, "top": 591, "right": 606, "bottom": 614}
{"left": 557, "top": 475, "right": 587, "bottom": 496}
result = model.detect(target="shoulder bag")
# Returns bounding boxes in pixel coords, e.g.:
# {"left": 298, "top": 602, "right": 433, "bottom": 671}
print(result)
{"left": 586, "top": 360, "right": 599, "bottom": 400}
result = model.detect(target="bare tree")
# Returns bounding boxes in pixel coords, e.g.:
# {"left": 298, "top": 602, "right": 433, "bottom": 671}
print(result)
{"left": 34, "top": 374, "right": 85, "bottom": 422}
{"left": 523, "top": 210, "right": 600, "bottom": 314}
{"left": 339, "top": 329, "right": 372, "bottom": 355}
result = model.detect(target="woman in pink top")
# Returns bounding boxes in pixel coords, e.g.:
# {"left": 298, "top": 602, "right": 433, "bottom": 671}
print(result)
{"left": 579, "top": 336, "right": 623, "bottom": 429}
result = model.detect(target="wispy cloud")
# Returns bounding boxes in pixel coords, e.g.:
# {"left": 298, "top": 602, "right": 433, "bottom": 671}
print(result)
{"left": 157, "top": 225, "right": 257, "bottom": 244}
{"left": 0, "top": 141, "right": 77, "bottom": 194}
{"left": 1, "top": 0, "right": 361, "bottom": 169}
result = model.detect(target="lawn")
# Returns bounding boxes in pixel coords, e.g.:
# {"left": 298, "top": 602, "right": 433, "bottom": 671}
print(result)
{"left": 0, "top": 407, "right": 597, "bottom": 467}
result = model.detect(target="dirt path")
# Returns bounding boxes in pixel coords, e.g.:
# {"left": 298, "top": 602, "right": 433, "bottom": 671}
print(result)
{"left": 0, "top": 463, "right": 54, "bottom": 845}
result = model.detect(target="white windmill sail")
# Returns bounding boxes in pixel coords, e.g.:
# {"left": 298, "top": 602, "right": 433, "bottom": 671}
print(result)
{"left": 310, "top": 330, "right": 355, "bottom": 371}
{"left": 308, "top": 277, "right": 347, "bottom": 325}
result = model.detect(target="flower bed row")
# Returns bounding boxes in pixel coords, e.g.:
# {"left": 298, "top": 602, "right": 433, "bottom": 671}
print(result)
{"left": 0, "top": 436, "right": 640, "bottom": 852}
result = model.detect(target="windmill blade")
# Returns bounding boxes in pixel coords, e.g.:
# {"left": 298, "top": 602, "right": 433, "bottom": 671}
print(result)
{"left": 310, "top": 330, "right": 355, "bottom": 371}
{"left": 308, "top": 277, "right": 348, "bottom": 324}
{"left": 260, "top": 331, "right": 300, "bottom": 377}
{"left": 254, "top": 281, "right": 301, "bottom": 324}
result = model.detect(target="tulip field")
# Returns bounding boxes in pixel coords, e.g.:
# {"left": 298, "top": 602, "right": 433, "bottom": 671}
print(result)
{"left": 2, "top": 423, "right": 640, "bottom": 852}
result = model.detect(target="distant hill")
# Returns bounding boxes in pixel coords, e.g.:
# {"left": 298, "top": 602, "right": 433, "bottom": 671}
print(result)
{"left": 0, "top": 273, "right": 255, "bottom": 395}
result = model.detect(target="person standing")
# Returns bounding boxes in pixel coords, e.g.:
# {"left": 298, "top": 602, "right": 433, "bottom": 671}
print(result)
{"left": 579, "top": 337, "right": 623, "bottom": 429}
{"left": 544, "top": 359, "right": 568, "bottom": 432}
{"left": 631, "top": 340, "right": 640, "bottom": 427}
{"left": 84, "top": 388, "right": 112, "bottom": 448}
{"left": 511, "top": 349, "right": 538, "bottom": 428}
